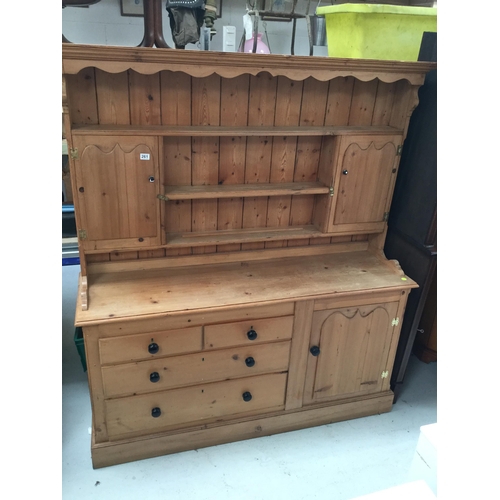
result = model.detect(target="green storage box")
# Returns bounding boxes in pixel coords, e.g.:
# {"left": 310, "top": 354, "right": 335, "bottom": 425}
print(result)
{"left": 316, "top": 4, "right": 437, "bottom": 61}
{"left": 74, "top": 327, "right": 87, "bottom": 372}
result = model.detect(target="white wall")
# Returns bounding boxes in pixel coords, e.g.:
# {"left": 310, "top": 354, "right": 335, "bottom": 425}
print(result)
{"left": 62, "top": 0, "right": 329, "bottom": 56}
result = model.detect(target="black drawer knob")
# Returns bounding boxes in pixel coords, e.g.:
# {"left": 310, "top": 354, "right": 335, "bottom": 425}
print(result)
{"left": 342, "top": 169, "right": 348, "bottom": 175}
{"left": 151, "top": 407, "right": 161, "bottom": 418}
{"left": 245, "top": 357, "right": 255, "bottom": 367}
{"left": 247, "top": 329, "right": 258, "bottom": 341}
{"left": 310, "top": 345, "right": 321, "bottom": 356}
{"left": 242, "top": 391, "right": 253, "bottom": 402}
{"left": 150, "top": 372, "right": 160, "bottom": 383}
{"left": 148, "top": 342, "right": 159, "bottom": 354}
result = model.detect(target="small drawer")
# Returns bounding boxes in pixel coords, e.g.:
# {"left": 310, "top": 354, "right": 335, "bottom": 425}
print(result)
{"left": 204, "top": 316, "right": 294, "bottom": 350}
{"left": 98, "top": 326, "right": 202, "bottom": 365}
{"left": 105, "top": 372, "right": 287, "bottom": 438}
{"left": 102, "top": 341, "right": 291, "bottom": 398}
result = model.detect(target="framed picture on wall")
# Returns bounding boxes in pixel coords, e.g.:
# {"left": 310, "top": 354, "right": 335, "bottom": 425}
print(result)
{"left": 215, "top": 0, "right": 222, "bottom": 18}
{"left": 120, "top": 1, "right": 222, "bottom": 18}
{"left": 121, "top": 0, "right": 144, "bottom": 17}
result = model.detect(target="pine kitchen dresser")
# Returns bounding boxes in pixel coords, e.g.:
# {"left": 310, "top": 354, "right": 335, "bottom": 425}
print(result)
{"left": 62, "top": 44, "right": 435, "bottom": 468}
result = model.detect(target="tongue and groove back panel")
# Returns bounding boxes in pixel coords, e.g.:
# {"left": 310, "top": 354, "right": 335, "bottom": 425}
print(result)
{"left": 65, "top": 66, "right": 416, "bottom": 264}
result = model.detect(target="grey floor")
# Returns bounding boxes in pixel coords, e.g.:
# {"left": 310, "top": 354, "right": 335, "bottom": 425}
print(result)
{"left": 62, "top": 264, "right": 437, "bottom": 500}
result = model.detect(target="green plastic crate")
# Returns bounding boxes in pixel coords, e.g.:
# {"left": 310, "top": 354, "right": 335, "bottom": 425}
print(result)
{"left": 74, "top": 327, "right": 87, "bottom": 372}
{"left": 316, "top": 4, "right": 437, "bottom": 61}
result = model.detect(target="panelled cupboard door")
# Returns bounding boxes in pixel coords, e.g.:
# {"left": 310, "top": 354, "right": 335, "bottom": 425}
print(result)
{"left": 303, "top": 302, "right": 399, "bottom": 405}
{"left": 327, "top": 135, "right": 402, "bottom": 234}
{"left": 72, "top": 136, "right": 161, "bottom": 250}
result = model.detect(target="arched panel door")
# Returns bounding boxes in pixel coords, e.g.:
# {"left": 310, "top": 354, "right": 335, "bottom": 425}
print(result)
{"left": 327, "top": 134, "right": 402, "bottom": 234}
{"left": 73, "top": 135, "right": 161, "bottom": 251}
{"left": 304, "top": 302, "right": 399, "bottom": 404}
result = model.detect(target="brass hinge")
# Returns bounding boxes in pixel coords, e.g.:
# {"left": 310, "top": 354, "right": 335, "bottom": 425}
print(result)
{"left": 329, "top": 186, "right": 334, "bottom": 197}
{"left": 78, "top": 229, "right": 87, "bottom": 240}
{"left": 381, "top": 370, "right": 389, "bottom": 379}
{"left": 70, "top": 148, "right": 78, "bottom": 159}
{"left": 396, "top": 145, "right": 403, "bottom": 156}
{"left": 157, "top": 194, "right": 169, "bottom": 201}
{"left": 383, "top": 212, "right": 389, "bottom": 222}
{"left": 392, "top": 318, "right": 400, "bottom": 327}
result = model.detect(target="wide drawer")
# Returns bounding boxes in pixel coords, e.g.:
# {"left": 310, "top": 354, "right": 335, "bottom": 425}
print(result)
{"left": 102, "top": 341, "right": 291, "bottom": 398}
{"left": 204, "top": 316, "right": 294, "bottom": 350}
{"left": 98, "top": 326, "right": 202, "bottom": 365}
{"left": 105, "top": 372, "right": 288, "bottom": 438}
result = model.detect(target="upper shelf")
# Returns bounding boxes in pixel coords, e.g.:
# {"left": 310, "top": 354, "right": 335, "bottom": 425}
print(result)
{"left": 71, "top": 125, "right": 403, "bottom": 137}
{"left": 62, "top": 44, "right": 436, "bottom": 85}
{"left": 162, "top": 182, "right": 330, "bottom": 201}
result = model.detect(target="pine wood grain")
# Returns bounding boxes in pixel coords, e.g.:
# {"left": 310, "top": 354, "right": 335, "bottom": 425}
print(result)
{"left": 95, "top": 70, "right": 130, "bottom": 125}
{"left": 161, "top": 71, "right": 193, "bottom": 256}
{"left": 105, "top": 372, "right": 287, "bottom": 438}
{"left": 348, "top": 79, "right": 379, "bottom": 126}
{"left": 66, "top": 68, "right": 98, "bottom": 125}
{"left": 324, "top": 77, "right": 355, "bottom": 127}
{"left": 242, "top": 73, "right": 277, "bottom": 250}
{"left": 73, "top": 136, "right": 160, "bottom": 245}
{"left": 102, "top": 341, "right": 291, "bottom": 398}
{"left": 218, "top": 75, "right": 250, "bottom": 252}
{"left": 372, "top": 81, "right": 396, "bottom": 126}
{"left": 163, "top": 182, "right": 329, "bottom": 200}
{"left": 191, "top": 75, "right": 221, "bottom": 254}
{"left": 75, "top": 251, "right": 417, "bottom": 325}
{"left": 72, "top": 124, "right": 403, "bottom": 136}
{"left": 204, "top": 316, "right": 294, "bottom": 350}
{"left": 128, "top": 71, "right": 161, "bottom": 125}
{"left": 303, "top": 302, "right": 398, "bottom": 404}
{"left": 266, "top": 76, "right": 303, "bottom": 248}
{"left": 99, "top": 326, "right": 202, "bottom": 366}
{"left": 91, "top": 391, "right": 395, "bottom": 468}
{"left": 289, "top": 77, "right": 329, "bottom": 246}
{"left": 63, "top": 44, "right": 435, "bottom": 86}
{"left": 285, "top": 300, "right": 314, "bottom": 410}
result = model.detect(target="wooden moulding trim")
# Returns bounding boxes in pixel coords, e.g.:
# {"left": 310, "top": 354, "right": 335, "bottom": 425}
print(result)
{"left": 87, "top": 241, "right": 369, "bottom": 274}
{"left": 90, "top": 391, "right": 394, "bottom": 468}
{"left": 62, "top": 45, "right": 436, "bottom": 85}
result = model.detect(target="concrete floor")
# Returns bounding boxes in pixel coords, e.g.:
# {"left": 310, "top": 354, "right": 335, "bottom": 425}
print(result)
{"left": 62, "top": 264, "right": 437, "bottom": 499}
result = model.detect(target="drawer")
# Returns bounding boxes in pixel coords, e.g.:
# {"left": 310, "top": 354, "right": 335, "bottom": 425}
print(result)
{"left": 98, "top": 326, "right": 202, "bottom": 365}
{"left": 105, "top": 372, "right": 288, "bottom": 438}
{"left": 102, "top": 341, "right": 291, "bottom": 398}
{"left": 204, "top": 316, "right": 294, "bottom": 350}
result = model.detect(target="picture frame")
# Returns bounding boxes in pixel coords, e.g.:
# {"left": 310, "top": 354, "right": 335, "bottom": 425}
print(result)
{"left": 215, "top": 0, "right": 222, "bottom": 18}
{"left": 120, "top": 1, "right": 222, "bottom": 19}
{"left": 121, "top": 0, "right": 144, "bottom": 17}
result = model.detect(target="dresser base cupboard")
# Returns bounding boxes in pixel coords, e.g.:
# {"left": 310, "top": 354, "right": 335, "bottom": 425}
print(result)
{"left": 63, "top": 45, "right": 434, "bottom": 468}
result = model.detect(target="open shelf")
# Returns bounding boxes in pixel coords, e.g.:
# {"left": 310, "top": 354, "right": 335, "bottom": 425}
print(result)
{"left": 166, "top": 226, "right": 327, "bottom": 248}
{"left": 71, "top": 125, "right": 403, "bottom": 137}
{"left": 161, "top": 182, "right": 331, "bottom": 201}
